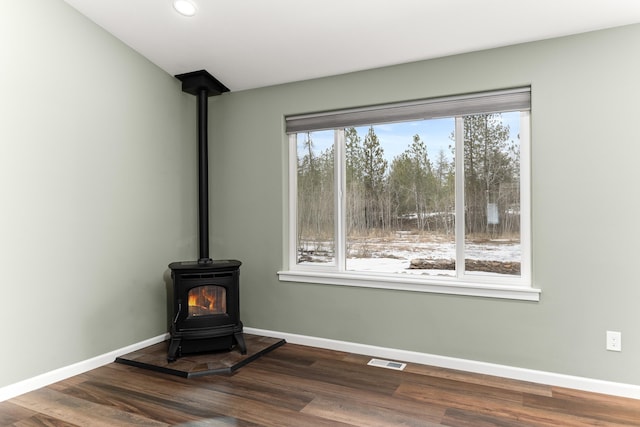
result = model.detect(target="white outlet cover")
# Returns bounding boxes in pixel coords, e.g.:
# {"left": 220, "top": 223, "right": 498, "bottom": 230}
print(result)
{"left": 606, "top": 330, "right": 622, "bottom": 352}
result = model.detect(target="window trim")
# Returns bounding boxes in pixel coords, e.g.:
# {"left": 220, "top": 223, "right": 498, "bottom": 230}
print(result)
{"left": 278, "top": 269, "right": 540, "bottom": 301}
{"left": 279, "top": 88, "right": 538, "bottom": 302}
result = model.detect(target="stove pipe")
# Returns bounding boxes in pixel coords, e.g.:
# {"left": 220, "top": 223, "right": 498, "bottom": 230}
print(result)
{"left": 175, "top": 70, "right": 230, "bottom": 264}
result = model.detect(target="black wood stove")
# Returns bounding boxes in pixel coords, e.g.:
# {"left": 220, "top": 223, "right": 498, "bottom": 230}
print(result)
{"left": 167, "top": 259, "right": 245, "bottom": 361}
{"left": 167, "top": 70, "right": 246, "bottom": 362}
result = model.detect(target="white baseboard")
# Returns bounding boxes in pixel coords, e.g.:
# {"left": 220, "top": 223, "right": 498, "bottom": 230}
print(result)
{"left": 4, "top": 329, "right": 639, "bottom": 402}
{"left": 0, "top": 333, "right": 169, "bottom": 402}
{"left": 244, "top": 327, "right": 640, "bottom": 400}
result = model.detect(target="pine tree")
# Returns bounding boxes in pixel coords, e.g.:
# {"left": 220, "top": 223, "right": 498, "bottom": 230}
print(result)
{"left": 345, "top": 127, "right": 365, "bottom": 233}
{"left": 361, "top": 126, "right": 388, "bottom": 230}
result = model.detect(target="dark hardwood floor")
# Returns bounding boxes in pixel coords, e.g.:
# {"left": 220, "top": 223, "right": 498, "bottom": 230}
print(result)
{"left": 3, "top": 343, "right": 640, "bottom": 426}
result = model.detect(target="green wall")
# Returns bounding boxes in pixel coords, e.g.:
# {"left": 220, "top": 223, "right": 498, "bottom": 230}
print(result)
{"left": 2, "top": 0, "right": 639, "bottom": 390}
{"left": 0, "top": 0, "right": 197, "bottom": 387}
{"left": 209, "top": 24, "right": 640, "bottom": 385}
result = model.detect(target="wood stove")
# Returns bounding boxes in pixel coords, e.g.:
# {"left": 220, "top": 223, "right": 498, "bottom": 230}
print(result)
{"left": 167, "top": 260, "right": 246, "bottom": 361}
{"left": 167, "top": 70, "right": 246, "bottom": 362}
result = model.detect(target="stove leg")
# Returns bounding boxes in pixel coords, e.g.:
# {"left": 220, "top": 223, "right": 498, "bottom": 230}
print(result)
{"left": 167, "top": 337, "right": 181, "bottom": 362}
{"left": 234, "top": 332, "right": 247, "bottom": 355}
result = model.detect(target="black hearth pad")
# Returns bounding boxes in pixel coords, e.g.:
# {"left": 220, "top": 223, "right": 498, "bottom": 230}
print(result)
{"left": 115, "top": 334, "right": 285, "bottom": 378}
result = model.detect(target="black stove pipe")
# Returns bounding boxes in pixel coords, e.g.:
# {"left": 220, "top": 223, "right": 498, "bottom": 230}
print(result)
{"left": 174, "top": 70, "right": 230, "bottom": 265}
{"left": 197, "top": 88, "right": 211, "bottom": 264}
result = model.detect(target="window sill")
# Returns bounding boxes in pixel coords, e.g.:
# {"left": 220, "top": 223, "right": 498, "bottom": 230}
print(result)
{"left": 277, "top": 270, "right": 540, "bottom": 301}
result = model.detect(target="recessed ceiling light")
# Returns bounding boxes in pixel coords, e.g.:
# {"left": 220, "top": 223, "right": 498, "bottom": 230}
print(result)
{"left": 173, "top": 0, "right": 197, "bottom": 17}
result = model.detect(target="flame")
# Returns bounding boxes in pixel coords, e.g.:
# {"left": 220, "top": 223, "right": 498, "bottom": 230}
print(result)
{"left": 188, "top": 286, "right": 225, "bottom": 316}
{"left": 188, "top": 287, "right": 216, "bottom": 310}
{"left": 187, "top": 293, "right": 199, "bottom": 308}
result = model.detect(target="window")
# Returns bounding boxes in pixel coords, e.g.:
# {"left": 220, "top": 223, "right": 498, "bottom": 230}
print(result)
{"left": 278, "top": 88, "right": 538, "bottom": 301}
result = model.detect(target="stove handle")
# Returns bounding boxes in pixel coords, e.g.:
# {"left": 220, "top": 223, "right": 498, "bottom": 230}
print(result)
{"left": 173, "top": 300, "right": 182, "bottom": 324}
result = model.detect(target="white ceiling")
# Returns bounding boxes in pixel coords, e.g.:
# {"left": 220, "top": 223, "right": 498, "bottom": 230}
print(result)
{"left": 62, "top": 0, "right": 640, "bottom": 92}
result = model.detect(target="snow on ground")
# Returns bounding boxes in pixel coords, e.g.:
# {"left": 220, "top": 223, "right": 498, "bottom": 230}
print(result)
{"left": 299, "top": 233, "right": 520, "bottom": 275}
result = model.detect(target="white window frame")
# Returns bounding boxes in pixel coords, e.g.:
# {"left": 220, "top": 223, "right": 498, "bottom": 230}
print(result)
{"left": 278, "top": 88, "right": 539, "bottom": 301}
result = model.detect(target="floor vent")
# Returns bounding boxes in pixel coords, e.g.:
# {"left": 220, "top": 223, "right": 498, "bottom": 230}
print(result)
{"left": 367, "top": 358, "right": 406, "bottom": 371}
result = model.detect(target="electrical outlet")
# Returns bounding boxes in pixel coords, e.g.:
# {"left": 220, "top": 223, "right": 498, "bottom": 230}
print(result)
{"left": 606, "top": 331, "right": 622, "bottom": 352}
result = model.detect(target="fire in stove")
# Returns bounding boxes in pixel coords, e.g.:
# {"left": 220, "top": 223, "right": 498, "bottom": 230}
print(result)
{"left": 188, "top": 286, "right": 227, "bottom": 317}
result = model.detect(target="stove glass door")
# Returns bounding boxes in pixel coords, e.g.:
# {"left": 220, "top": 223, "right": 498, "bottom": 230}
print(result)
{"left": 187, "top": 285, "right": 227, "bottom": 317}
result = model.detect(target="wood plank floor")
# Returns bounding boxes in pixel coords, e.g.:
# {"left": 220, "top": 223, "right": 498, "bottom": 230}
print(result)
{"left": 3, "top": 343, "right": 640, "bottom": 426}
